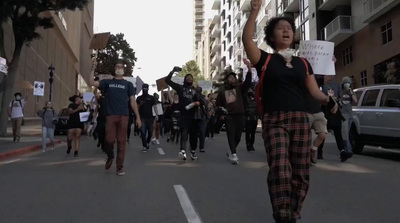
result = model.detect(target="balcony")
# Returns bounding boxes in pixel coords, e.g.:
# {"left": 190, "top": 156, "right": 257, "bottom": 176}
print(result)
{"left": 211, "top": 12, "right": 220, "bottom": 25}
{"left": 211, "top": 39, "right": 221, "bottom": 53}
{"left": 234, "top": 41, "right": 243, "bottom": 54}
{"left": 211, "top": 24, "right": 221, "bottom": 38}
{"left": 234, "top": 6, "right": 240, "bottom": 20}
{"left": 212, "top": 0, "right": 221, "bottom": 10}
{"left": 211, "top": 53, "right": 221, "bottom": 66}
{"left": 195, "top": 1, "right": 204, "bottom": 9}
{"left": 257, "top": 5, "right": 272, "bottom": 26}
{"left": 240, "top": 13, "right": 249, "bottom": 29}
{"left": 284, "top": 0, "right": 300, "bottom": 13}
{"left": 233, "top": 23, "right": 242, "bottom": 37}
{"left": 240, "top": 0, "right": 251, "bottom": 11}
{"left": 318, "top": 0, "right": 350, "bottom": 11}
{"left": 363, "top": 0, "right": 400, "bottom": 23}
{"left": 321, "top": 15, "right": 353, "bottom": 45}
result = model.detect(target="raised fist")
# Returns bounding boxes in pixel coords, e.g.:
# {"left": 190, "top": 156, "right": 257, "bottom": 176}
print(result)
{"left": 172, "top": 66, "right": 182, "bottom": 72}
{"left": 251, "top": 0, "right": 262, "bottom": 11}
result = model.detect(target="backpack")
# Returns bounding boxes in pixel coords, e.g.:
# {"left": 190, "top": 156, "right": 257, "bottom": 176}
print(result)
{"left": 255, "top": 55, "right": 310, "bottom": 116}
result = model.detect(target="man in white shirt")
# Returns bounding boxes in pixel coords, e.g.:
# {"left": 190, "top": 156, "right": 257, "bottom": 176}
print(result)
{"left": 8, "top": 92, "right": 26, "bottom": 142}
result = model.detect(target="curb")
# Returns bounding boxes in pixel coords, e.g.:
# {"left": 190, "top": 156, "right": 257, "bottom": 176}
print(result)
{"left": 0, "top": 139, "right": 63, "bottom": 161}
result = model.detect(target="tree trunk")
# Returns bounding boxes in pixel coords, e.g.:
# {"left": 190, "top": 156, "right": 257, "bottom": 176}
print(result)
{"left": 0, "top": 26, "right": 7, "bottom": 120}
{"left": 0, "top": 43, "right": 22, "bottom": 136}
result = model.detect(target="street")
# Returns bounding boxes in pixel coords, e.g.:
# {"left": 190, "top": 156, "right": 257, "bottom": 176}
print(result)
{"left": 1, "top": 131, "right": 400, "bottom": 223}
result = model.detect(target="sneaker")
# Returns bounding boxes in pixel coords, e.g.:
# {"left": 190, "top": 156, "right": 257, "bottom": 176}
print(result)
{"left": 116, "top": 168, "right": 125, "bottom": 176}
{"left": 74, "top": 151, "right": 79, "bottom": 157}
{"left": 156, "top": 139, "right": 160, "bottom": 145}
{"left": 105, "top": 158, "right": 114, "bottom": 170}
{"left": 340, "top": 150, "right": 349, "bottom": 162}
{"left": 226, "top": 152, "right": 239, "bottom": 165}
{"left": 151, "top": 138, "right": 156, "bottom": 145}
{"left": 142, "top": 147, "right": 148, "bottom": 153}
{"left": 50, "top": 147, "right": 55, "bottom": 151}
{"left": 42, "top": 149, "right": 46, "bottom": 153}
{"left": 179, "top": 150, "right": 187, "bottom": 161}
{"left": 190, "top": 151, "right": 198, "bottom": 161}
{"left": 199, "top": 148, "right": 205, "bottom": 153}
{"left": 310, "top": 149, "right": 317, "bottom": 165}
{"left": 246, "top": 145, "right": 255, "bottom": 152}
{"left": 67, "top": 147, "right": 72, "bottom": 154}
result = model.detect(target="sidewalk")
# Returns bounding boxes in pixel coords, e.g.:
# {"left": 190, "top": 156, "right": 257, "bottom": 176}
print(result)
{"left": 0, "top": 118, "right": 65, "bottom": 161}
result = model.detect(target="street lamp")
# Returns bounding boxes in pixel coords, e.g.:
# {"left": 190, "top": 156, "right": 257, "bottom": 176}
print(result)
{"left": 48, "top": 64, "right": 55, "bottom": 102}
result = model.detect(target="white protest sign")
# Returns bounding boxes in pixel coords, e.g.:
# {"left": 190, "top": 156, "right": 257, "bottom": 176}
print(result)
{"left": 243, "top": 67, "right": 259, "bottom": 83}
{"left": 299, "top": 40, "right": 335, "bottom": 75}
{"left": 0, "top": 57, "right": 7, "bottom": 74}
{"left": 33, "top": 81, "right": 45, "bottom": 96}
{"left": 135, "top": 76, "right": 144, "bottom": 95}
{"left": 152, "top": 103, "right": 164, "bottom": 116}
{"left": 79, "top": 112, "right": 90, "bottom": 122}
{"left": 197, "top": 80, "right": 213, "bottom": 91}
{"left": 83, "top": 92, "right": 95, "bottom": 103}
{"left": 171, "top": 76, "right": 184, "bottom": 85}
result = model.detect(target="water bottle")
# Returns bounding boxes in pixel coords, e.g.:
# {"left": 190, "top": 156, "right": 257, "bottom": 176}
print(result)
{"left": 185, "top": 102, "right": 196, "bottom": 110}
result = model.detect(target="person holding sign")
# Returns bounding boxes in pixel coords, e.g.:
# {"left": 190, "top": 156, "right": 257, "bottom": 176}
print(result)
{"left": 242, "top": 1, "right": 337, "bottom": 222}
{"left": 89, "top": 59, "right": 142, "bottom": 176}
{"left": 66, "top": 95, "right": 85, "bottom": 157}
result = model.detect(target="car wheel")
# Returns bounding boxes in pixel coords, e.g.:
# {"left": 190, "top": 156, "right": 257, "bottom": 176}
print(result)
{"left": 350, "top": 126, "right": 364, "bottom": 154}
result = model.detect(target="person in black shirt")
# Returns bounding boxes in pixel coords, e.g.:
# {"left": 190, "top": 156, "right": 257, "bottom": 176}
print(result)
{"left": 136, "top": 84, "right": 156, "bottom": 152}
{"left": 165, "top": 67, "right": 203, "bottom": 161}
{"left": 243, "top": 1, "right": 337, "bottom": 222}
{"left": 66, "top": 95, "right": 85, "bottom": 157}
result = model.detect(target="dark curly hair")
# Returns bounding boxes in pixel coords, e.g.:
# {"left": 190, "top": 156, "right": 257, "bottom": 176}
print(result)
{"left": 263, "top": 17, "right": 296, "bottom": 50}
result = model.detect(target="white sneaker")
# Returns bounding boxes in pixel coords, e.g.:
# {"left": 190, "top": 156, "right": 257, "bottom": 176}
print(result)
{"left": 50, "top": 147, "right": 55, "bottom": 151}
{"left": 151, "top": 138, "right": 156, "bottom": 145}
{"left": 156, "top": 139, "right": 160, "bottom": 145}
{"left": 42, "top": 149, "right": 46, "bottom": 153}
{"left": 226, "top": 152, "right": 239, "bottom": 165}
{"left": 179, "top": 150, "right": 187, "bottom": 161}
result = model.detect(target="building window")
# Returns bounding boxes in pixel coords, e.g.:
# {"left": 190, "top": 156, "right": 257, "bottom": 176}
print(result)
{"left": 381, "top": 21, "right": 392, "bottom": 45}
{"left": 300, "top": 0, "right": 309, "bottom": 22}
{"left": 361, "top": 70, "right": 367, "bottom": 86}
{"left": 301, "top": 20, "right": 310, "bottom": 40}
{"left": 342, "top": 46, "right": 353, "bottom": 66}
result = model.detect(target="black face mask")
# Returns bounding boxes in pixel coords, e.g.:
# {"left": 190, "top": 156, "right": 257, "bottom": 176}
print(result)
{"left": 184, "top": 80, "right": 192, "bottom": 87}
{"left": 143, "top": 90, "right": 149, "bottom": 95}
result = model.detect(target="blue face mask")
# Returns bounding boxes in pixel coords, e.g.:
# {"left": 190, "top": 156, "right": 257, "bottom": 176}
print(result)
{"left": 343, "top": 83, "right": 351, "bottom": 90}
{"left": 16, "top": 96, "right": 21, "bottom": 100}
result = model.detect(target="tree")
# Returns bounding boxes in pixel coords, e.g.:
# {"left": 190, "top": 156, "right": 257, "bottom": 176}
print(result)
{"left": 95, "top": 33, "right": 137, "bottom": 76}
{"left": 0, "top": 0, "right": 88, "bottom": 136}
{"left": 177, "top": 60, "right": 205, "bottom": 85}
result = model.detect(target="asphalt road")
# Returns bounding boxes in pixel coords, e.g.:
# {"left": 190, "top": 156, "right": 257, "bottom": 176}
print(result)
{"left": 1, "top": 132, "right": 400, "bottom": 223}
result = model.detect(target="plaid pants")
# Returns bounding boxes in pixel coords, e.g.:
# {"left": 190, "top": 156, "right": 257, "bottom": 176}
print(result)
{"left": 262, "top": 111, "right": 311, "bottom": 221}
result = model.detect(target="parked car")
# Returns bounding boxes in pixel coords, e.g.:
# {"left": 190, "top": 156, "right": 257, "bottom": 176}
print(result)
{"left": 55, "top": 108, "right": 69, "bottom": 135}
{"left": 350, "top": 84, "right": 400, "bottom": 154}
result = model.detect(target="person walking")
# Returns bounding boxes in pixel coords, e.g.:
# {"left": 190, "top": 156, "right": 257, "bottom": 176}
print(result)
{"left": 136, "top": 84, "right": 156, "bottom": 152}
{"left": 194, "top": 87, "right": 208, "bottom": 153}
{"left": 8, "top": 92, "right": 26, "bottom": 142}
{"left": 340, "top": 76, "right": 358, "bottom": 154}
{"left": 165, "top": 67, "right": 202, "bottom": 161}
{"left": 66, "top": 95, "right": 85, "bottom": 157}
{"left": 151, "top": 93, "right": 163, "bottom": 145}
{"left": 205, "top": 93, "right": 216, "bottom": 140}
{"left": 216, "top": 70, "right": 251, "bottom": 164}
{"left": 37, "top": 101, "right": 58, "bottom": 152}
{"left": 89, "top": 59, "right": 141, "bottom": 176}
{"left": 243, "top": 1, "right": 336, "bottom": 221}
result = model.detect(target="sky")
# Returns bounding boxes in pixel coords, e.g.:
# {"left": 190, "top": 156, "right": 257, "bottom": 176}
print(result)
{"left": 94, "top": 0, "right": 214, "bottom": 94}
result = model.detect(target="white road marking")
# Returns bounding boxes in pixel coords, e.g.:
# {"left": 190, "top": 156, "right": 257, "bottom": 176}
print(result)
{"left": 0, "top": 159, "right": 21, "bottom": 165}
{"left": 157, "top": 148, "right": 165, "bottom": 155}
{"left": 174, "top": 185, "right": 202, "bottom": 223}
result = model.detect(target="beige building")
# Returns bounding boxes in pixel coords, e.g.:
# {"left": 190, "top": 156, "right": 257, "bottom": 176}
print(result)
{"left": 317, "top": 0, "right": 400, "bottom": 87}
{"left": 2, "top": 1, "right": 94, "bottom": 117}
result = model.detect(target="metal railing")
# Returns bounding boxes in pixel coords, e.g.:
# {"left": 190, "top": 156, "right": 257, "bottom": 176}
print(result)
{"left": 322, "top": 15, "right": 352, "bottom": 40}
{"left": 364, "top": 0, "right": 389, "bottom": 15}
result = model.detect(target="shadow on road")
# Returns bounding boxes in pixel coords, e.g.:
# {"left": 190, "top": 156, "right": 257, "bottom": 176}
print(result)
{"left": 359, "top": 146, "right": 400, "bottom": 162}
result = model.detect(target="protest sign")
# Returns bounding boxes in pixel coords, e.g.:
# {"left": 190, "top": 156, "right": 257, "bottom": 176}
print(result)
{"left": 33, "top": 81, "right": 45, "bottom": 96}
{"left": 156, "top": 77, "right": 168, "bottom": 92}
{"left": 83, "top": 92, "right": 95, "bottom": 103}
{"left": 79, "top": 112, "right": 90, "bottom": 122}
{"left": 0, "top": 57, "right": 7, "bottom": 74}
{"left": 243, "top": 67, "right": 259, "bottom": 82}
{"left": 152, "top": 103, "right": 164, "bottom": 116}
{"left": 135, "top": 76, "right": 144, "bottom": 95}
{"left": 299, "top": 40, "right": 335, "bottom": 75}
{"left": 197, "top": 80, "right": 213, "bottom": 91}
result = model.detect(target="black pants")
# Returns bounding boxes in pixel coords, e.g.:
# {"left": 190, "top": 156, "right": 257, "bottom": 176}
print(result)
{"left": 318, "top": 122, "right": 344, "bottom": 153}
{"left": 140, "top": 118, "right": 154, "bottom": 147}
{"left": 245, "top": 119, "right": 258, "bottom": 146}
{"left": 127, "top": 115, "right": 134, "bottom": 140}
{"left": 180, "top": 118, "right": 198, "bottom": 152}
{"left": 196, "top": 119, "right": 207, "bottom": 150}
{"left": 205, "top": 116, "right": 216, "bottom": 138}
{"left": 225, "top": 115, "right": 245, "bottom": 154}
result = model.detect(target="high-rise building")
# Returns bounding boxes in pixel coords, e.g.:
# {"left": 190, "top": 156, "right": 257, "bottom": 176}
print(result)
{"left": 2, "top": 1, "right": 94, "bottom": 117}
{"left": 194, "top": 0, "right": 206, "bottom": 58}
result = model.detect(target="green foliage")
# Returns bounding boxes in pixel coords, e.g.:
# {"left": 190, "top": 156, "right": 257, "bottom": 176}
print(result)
{"left": 177, "top": 60, "right": 204, "bottom": 84}
{"left": 95, "top": 33, "right": 137, "bottom": 76}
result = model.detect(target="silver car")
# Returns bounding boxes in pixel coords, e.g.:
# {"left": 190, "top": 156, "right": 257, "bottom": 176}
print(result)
{"left": 350, "top": 84, "right": 400, "bottom": 154}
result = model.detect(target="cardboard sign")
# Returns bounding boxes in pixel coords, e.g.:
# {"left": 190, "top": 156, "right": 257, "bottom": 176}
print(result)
{"left": 197, "top": 80, "right": 213, "bottom": 91}
{"left": 135, "top": 76, "right": 144, "bottom": 95}
{"left": 33, "top": 81, "right": 45, "bottom": 96}
{"left": 89, "top": 32, "right": 111, "bottom": 50}
{"left": 79, "top": 112, "right": 90, "bottom": 122}
{"left": 83, "top": 92, "right": 95, "bottom": 103}
{"left": 299, "top": 40, "right": 335, "bottom": 75}
{"left": 156, "top": 77, "right": 168, "bottom": 92}
{"left": 152, "top": 103, "right": 164, "bottom": 116}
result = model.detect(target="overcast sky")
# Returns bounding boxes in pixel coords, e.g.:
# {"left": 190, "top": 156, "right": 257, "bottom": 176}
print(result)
{"left": 94, "top": 0, "right": 214, "bottom": 94}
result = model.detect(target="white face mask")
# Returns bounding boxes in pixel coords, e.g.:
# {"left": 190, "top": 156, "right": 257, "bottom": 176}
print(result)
{"left": 115, "top": 69, "right": 124, "bottom": 76}
{"left": 344, "top": 83, "right": 351, "bottom": 90}
{"left": 16, "top": 96, "right": 21, "bottom": 100}
{"left": 277, "top": 48, "right": 296, "bottom": 60}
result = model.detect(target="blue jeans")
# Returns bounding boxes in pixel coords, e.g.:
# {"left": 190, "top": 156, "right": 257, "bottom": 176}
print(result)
{"left": 42, "top": 126, "right": 55, "bottom": 150}
{"left": 342, "top": 114, "right": 352, "bottom": 152}
{"left": 140, "top": 118, "right": 154, "bottom": 147}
